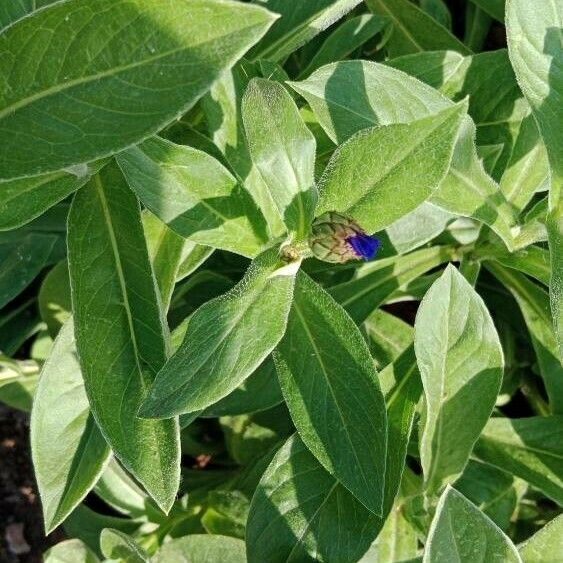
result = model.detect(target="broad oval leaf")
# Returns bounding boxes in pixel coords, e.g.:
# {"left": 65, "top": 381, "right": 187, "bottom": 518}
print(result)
{"left": 246, "top": 434, "right": 382, "bottom": 563}
{"left": 415, "top": 264, "right": 503, "bottom": 494}
{"left": 117, "top": 137, "right": 268, "bottom": 258}
{"left": 242, "top": 78, "right": 317, "bottom": 238}
{"left": 0, "top": 0, "right": 277, "bottom": 180}
{"left": 31, "top": 320, "right": 111, "bottom": 533}
{"left": 140, "top": 248, "right": 296, "bottom": 418}
{"left": 474, "top": 416, "right": 563, "bottom": 506}
{"left": 316, "top": 102, "right": 466, "bottom": 234}
{"left": 274, "top": 272, "right": 387, "bottom": 514}
{"left": 67, "top": 162, "right": 180, "bottom": 512}
{"left": 423, "top": 486, "right": 521, "bottom": 563}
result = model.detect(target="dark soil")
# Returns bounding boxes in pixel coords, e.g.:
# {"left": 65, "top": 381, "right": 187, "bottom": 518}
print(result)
{"left": 0, "top": 405, "right": 63, "bottom": 563}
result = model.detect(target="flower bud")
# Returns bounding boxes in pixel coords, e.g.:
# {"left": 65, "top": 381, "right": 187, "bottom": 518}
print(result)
{"left": 308, "top": 212, "right": 380, "bottom": 264}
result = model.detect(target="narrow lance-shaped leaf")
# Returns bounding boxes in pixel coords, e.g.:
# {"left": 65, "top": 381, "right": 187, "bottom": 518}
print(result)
{"left": 519, "top": 514, "right": 563, "bottom": 562}
{"left": 100, "top": 529, "right": 149, "bottom": 563}
{"left": 366, "top": 0, "right": 471, "bottom": 56}
{"left": 274, "top": 272, "right": 387, "bottom": 514}
{"left": 67, "top": 162, "right": 180, "bottom": 512}
{"left": 140, "top": 248, "right": 297, "bottom": 418}
{"left": 506, "top": 0, "right": 563, "bottom": 203}
{"left": 299, "top": 14, "right": 391, "bottom": 78}
{"left": 317, "top": 102, "right": 466, "bottom": 235}
{"left": 31, "top": 320, "right": 111, "bottom": 534}
{"left": 0, "top": 233, "right": 57, "bottom": 309}
{"left": 243, "top": 78, "right": 317, "bottom": 239}
{"left": 454, "top": 460, "right": 520, "bottom": 531}
{"left": 248, "top": 0, "right": 363, "bottom": 63}
{"left": 473, "top": 416, "right": 563, "bottom": 506}
{"left": 0, "top": 0, "right": 277, "bottom": 180}
{"left": 248, "top": 341, "right": 422, "bottom": 561}
{"left": 486, "top": 263, "right": 563, "bottom": 414}
{"left": 423, "top": 486, "right": 522, "bottom": 563}
{"left": 506, "top": 0, "right": 563, "bottom": 360}
{"left": 117, "top": 136, "right": 268, "bottom": 258}
{"left": 246, "top": 435, "right": 383, "bottom": 563}
{"left": 415, "top": 265, "right": 503, "bottom": 494}
{"left": 330, "top": 245, "right": 457, "bottom": 324}
{"left": 0, "top": 161, "right": 105, "bottom": 232}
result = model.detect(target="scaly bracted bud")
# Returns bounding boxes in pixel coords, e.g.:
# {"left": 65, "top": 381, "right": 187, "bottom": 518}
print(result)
{"left": 308, "top": 212, "right": 380, "bottom": 264}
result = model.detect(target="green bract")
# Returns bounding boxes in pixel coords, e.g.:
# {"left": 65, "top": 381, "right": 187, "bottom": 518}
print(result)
{"left": 0, "top": 0, "right": 560, "bottom": 560}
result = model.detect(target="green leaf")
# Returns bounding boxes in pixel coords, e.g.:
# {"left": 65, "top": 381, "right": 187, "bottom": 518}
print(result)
{"left": 0, "top": 0, "right": 276, "bottom": 180}
{"left": 274, "top": 272, "right": 387, "bottom": 514}
{"left": 378, "top": 344, "right": 423, "bottom": 516}
{"left": 316, "top": 102, "right": 466, "bottom": 234}
{"left": 385, "top": 203, "right": 453, "bottom": 255}
{"left": 547, "top": 211, "right": 563, "bottom": 360}
{"left": 94, "top": 459, "right": 148, "bottom": 519}
{"left": 63, "top": 506, "right": 140, "bottom": 557}
{"left": 44, "top": 539, "right": 100, "bottom": 563}
{"left": 389, "top": 50, "right": 549, "bottom": 214}
{"left": 421, "top": 0, "right": 452, "bottom": 29}
{"left": 290, "top": 61, "right": 516, "bottom": 248}
{"left": 330, "top": 245, "right": 457, "bottom": 324}
{"left": 31, "top": 320, "right": 111, "bottom": 533}
{"left": 154, "top": 535, "right": 246, "bottom": 563}
{"left": 364, "top": 309, "right": 414, "bottom": 370}
{"left": 140, "top": 248, "right": 296, "bottom": 418}
{"left": 370, "top": 500, "right": 419, "bottom": 562}
{"left": 423, "top": 486, "right": 521, "bottom": 563}
{"left": 469, "top": 0, "right": 505, "bottom": 22}
{"left": 486, "top": 264, "right": 563, "bottom": 413}
{"left": 415, "top": 265, "right": 503, "bottom": 494}
{"left": 454, "top": 460, "right": 519, "bottom": 531}
{"left": 38, "top": 261, "right": 71, "bottom": 338}
{"left": 117, "top": 136, "right": 268, "bottom": 258}
{"left": 506, "top": 0, "right": 563, "bottom": 201}
{"left": 366, "top": 0, "right": 471, "bottom": 57}
{"left": 246, "top": 434, "right": 382, "bottom": 563}
{"left": 0, "top": 232, "right": 57, "bottom": 309}
{"left": 477, "top": 242, "right": 550, "bottom": 286}
{"left": 248, "top": 0, "right": 363, "bottom": 63}
{"left": 67, "top": 162, "right": 180, "bottom": 512}
{"left": 203, "top": 357, "right": 283, "bottom": 418}
{"left": 474, "top": 416, "right": 563, "bottom": 506}
{"left": 430, "top": 116, "right": 518, "bottom": 249}
{"left": 203, "top": 61, "right": 286, "bottom": 240}
{"left": 300, "top": 14, "right": 391, "bottom": 77}
{"left": 242, "top": 79, "right": 317, "bottom": 238}
{"left": 519, "top": 514, "right": 563, "bottom": 562}
{"left": 0, "top": 161, "right": 104, "bottom": 231}
{"left": 100, "top": 529, "right": 149, "bottom": 563}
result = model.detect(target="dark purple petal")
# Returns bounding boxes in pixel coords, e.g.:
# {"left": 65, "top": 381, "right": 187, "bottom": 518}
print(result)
{"left": 347, "top": 233, "right": 380, "bottom": 261}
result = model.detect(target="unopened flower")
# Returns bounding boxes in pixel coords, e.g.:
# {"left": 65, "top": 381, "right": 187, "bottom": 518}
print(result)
{"left": 309, "top": 212, "right": 380, "bottom": 264}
